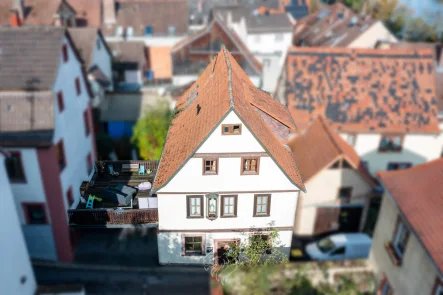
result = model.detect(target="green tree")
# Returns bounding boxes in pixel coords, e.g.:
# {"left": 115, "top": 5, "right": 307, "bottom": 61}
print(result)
{"left": 370, "top": 0, "right": 399, "bottom": 21}
{"left": 131, "top": 101, "right": 172, "bottom": 160}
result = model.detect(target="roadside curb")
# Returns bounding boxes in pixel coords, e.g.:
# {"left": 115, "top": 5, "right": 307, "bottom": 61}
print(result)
{"left": 32, "top": 260, "right": 209, "bottom": 274}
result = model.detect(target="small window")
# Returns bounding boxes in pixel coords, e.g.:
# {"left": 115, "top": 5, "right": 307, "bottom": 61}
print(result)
{"left": 250, "top": 235, "right": 272, "bottom": 254}
{"left": 183, "top": 236, "right": 203, "bottom": 256}
{"left": 87, "top": 153, "right": 93, "bottom": 175}
{"left": 433, "top": 278, "right": 443, "bottom": 295}
{"left": 5, "top": 152, "right": 26, "bottom": 183}
{"left": 387, "top": 162, "right": 412, "bottom": 171}
{"left": 330, "top": 160, "right": 341, "bottom": 169}
{"left": 23, "top": 203, "right": 47, "bottom": 224}
{"left": 83, "top": 110, "right": 91, "bottom": 136}
{"left": 242, "top": 157, "right": 260, "bottom": 175}
{"left": 275, "top": 34, "right": 283, "bottom": 42}
{"left": 347, "top": 134, "right": 356, "bottom": 146}
{"left": 221, "top": 195, "right": 237, "bottom": 217}
{"left": 126, "top": 26, "right": 134, "bottom": 37}
{"left": 203, "top": 158, "right": 218, "bottom": 175}
{"left": 75, "top": 77, "right": 81, "bottom": 96}
{"left": 380, "top": 275, "right": 393, "bottom": 295}
{"left": 62, "top": 44, "right": 68, "bottom": 62}
{"left": 96, "top": 38, "right": 101, "bottom": 50}
{"left": 222, "top": 124, "right": 242, "bottom": 135}
{"left": 392, "top": 218, "right": 409, "bottom": 259}
{"left": 330, "top": 246, "right": 345, "bottom": 256}
{"left": 379, "top": 135, "right": 403, "bottom": 152}
{"left": 57, "top": 91, "right": 64, "bottom": 112}
{"left": 168, "top": 26, "right": 176, "bottom": 36}
{"left": 254, "top": 194, "right": 270, "bottom": 217}
{"left": 56, "top": 140, "right": 66, "bottom": 172}
{"left": 342, "top": 159, "right": 352, "bottom": 169}
{"left": 116, "top": 26, "right": 123, "bottom": 36}
{"left": 338, "top": 187, "right": 352, "bottom": 204}
{"left": 67, "top": 187, "right": 74, "bottom": 207}
{"left": 187, "top": 195, "right": 203, "bottom": 218}
{"left": 145, "top": 25, "right": 153, "bottom": 36}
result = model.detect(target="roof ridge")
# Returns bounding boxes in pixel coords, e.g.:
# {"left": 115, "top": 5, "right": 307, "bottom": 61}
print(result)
{"left": 379, "top": 157, "right": 443, "bottom": 178}
{"left": 222, "top": 47, "right": 234, "bottom": 107}
{"left": 317, "top": 115, "right": 343, "bottom": 155}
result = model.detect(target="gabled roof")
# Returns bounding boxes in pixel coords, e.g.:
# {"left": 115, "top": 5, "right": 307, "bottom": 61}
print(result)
{"left": 67, "top": 0, "right": 101, "bottom": 27}
{"left": 288, "top": 116, "right": 374, "bottom": 185}
{"left": 283, "top": 47, "right": 440, "bottom": 133}
{"left": 153, "top": 49, "right": 305, "bottom": 193}
{"left": 22, "top": 0, "right": 76, "bottom": 25}
{"left": 68, "top": 28, "right": 100, "bottom": 69}
{"left": 172, "top": 17, "right": 262, "bottom": 75}
{"left": 293, "top": 3, "right": 377, "bottom": 47}
{"left": 378, "top": 158, "right": 443, "bottom": 276}
{"left": 108, "top": 41, "right": 146, "bottom": 69}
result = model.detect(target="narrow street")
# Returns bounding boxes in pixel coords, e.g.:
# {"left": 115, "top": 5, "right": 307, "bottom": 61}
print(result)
{"left": 35, "top": 264, "right": 210, "bottom": 295}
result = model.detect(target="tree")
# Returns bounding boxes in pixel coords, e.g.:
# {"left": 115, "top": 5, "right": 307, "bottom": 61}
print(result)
{"left": 370, "top": 0, "right": 399, "bottom": 21}
{"left": 131, "top": 101, "right": 172, "bottom": 160}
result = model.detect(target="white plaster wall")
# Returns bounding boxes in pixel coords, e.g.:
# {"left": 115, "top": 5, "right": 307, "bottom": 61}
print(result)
{"left": 0, "top": 155, "right": 37, "bottom": 295}
{"left": 340, "top": 133, "right": 442, "bottom": 175}
{"left": 92, "top": 35, "right": 113, "bottom": 88}
{"left": 348, "top": 21, "right": 398, "bottom": 48}
{"left": 254, "top": 54, "right": 283, "bottom": 93}
{"left": 125, "top": 70, "right": 143, "bottom": 84}
{"left": 246, "top": 32, "right": 292, "bottom": 54}
{"left": 161, "top": 111, "right": 300, "bottom": 192}
{"left": 369, "top": 193, "right": 441, "bottom": 295}
{"left": 296, "top": 168, "right": 372, "bottom": 235}
{"left": 53, "top": 36, "right": 95, "bottom": 214}
{"left": 105, "top": 35, "right": 185, "bottom": 46}
{"left": 158, "top": 230, "right": 293, "bottom": 265}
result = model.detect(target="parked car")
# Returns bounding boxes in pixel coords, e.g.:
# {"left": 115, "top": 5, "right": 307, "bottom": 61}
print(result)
{"left": 305, "top": 233, "right": 372, "bottom": 261}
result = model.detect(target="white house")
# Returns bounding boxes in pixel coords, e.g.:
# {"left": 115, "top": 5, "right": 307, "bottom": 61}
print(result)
{"left": 0, "top": 27, "right": 96, "bottom": 262}
{"left": 150, "top": 48, "right": 305, "bottom": 265}
{"left": 369, "top": 159, "right": 443, "bottom": 295}
{"left": 288, "top": 116, "right": 375, "bottom": 236}
{"left": 210, "top": 7, "right": 294, "bottom": 93}
{"left": 68, "top": 28, "right": 113, "bottom": 109}
{"left": 275, "top": 46, "right": 443, "bottom": 176}
{"left": 292, "top": 3, "right": 397, "bottom": 49}
{"left": 0, "top": 151, "right": 37, "bottom": 295}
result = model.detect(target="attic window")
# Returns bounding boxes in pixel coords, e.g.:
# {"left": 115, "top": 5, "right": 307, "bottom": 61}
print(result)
{"left": 222, "top": 124, "right": 242, "bottom": 135}
{"left": 329, "top": 159, "right": 351, "bottom": 169}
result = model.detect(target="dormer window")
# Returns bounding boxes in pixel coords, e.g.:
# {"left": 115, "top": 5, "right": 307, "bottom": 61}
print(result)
{"left": 222, "top": 124, "right": 242, "bottom": 135}
{"left": 379, "top": 135, "right": 404, "bottom": 152}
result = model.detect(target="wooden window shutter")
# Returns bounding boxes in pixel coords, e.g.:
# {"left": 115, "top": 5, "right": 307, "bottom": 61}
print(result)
{"left": 186, "top": 196, "right": 190, "bottom": 217}
{"left": 234, "top": 195, "right": 238, "bottom": 216}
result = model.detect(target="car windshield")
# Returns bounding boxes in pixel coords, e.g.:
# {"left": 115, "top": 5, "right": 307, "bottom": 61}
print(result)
{"left": 317, "top": 238, "right": 336, "bottom": 253}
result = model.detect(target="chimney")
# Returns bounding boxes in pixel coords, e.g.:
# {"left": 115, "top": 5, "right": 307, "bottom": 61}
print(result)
{"left": 9, "top": 9, "right": 21, "bottom": 27}
{"left": 103, "top": 0, "right": 116, "bottom": 25}
{"left": 13, "top": 0, "right": 24, "bottom": 20}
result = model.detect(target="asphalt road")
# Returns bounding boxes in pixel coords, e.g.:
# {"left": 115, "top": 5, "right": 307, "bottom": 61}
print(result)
{"left": 35, "top": 264, "right": 211, "bottom": 295}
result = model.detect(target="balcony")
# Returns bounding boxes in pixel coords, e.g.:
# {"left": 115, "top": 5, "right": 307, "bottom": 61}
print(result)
{"left": 68, "top": 160, "right": 159, "bottom": 227}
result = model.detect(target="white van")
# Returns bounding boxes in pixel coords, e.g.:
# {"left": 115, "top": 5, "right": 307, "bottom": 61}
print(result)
{"left": 305, "top": 233, "right": 372, "bottom": 261}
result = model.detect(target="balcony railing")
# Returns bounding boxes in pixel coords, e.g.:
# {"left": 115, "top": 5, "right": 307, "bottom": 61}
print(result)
{"left": 68, "top": 208, "right": 158, "bottom": 226}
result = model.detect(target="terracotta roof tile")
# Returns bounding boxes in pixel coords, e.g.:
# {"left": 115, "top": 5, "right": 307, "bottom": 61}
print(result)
{"left": 23, "top": 0, "right": 70, "bottom": 25}
{"left": 68, "top": 0, "right": 101, "bottom": 27}
{"left": 288, "top": 116, "right": 374, "bottom": 185}
{"left": 153, "top": 49, "right": 305, "bottom": 192}
{"left": 147, "top": 46, "right": 172, "bottom": 79}
{"left": 283, "top": 47, "right": 440, "bottom": 133}
{"left": 378, "top": 158, "right": 443, "bottom": 275}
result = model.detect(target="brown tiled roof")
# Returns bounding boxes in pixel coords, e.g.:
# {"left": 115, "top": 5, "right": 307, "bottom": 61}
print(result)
{"left": 153, "top": 49, "right": 305, "bottom": 192}
{"left": 387, "top": 41, "right": 443, "bottom": 64}
{"left": 0, "top": 91, "right": 54, "bottom": 147}
{"left": 101, "top": 0, "right": 188, "bottom": 36}
{"left": 68, "top": 28, "right": 99, "bottom": 69}
{"left": 147, "top": 46, "right": 172, "bottom": 79}
{"left": 283, "top": 47, "right": 440, "bottom": 133}
{"left": 288, "top": 116, "right": 374, "bottom": 185}
{"left": 108, "top": 41, "right": 147, "bottom": 69}
{"left": 172, "top": 17, "right": 262, "bottom": 75}
{"left": 68, "top": 0, "right": 101, "bottom": 27}
{"left": 293, "top": 3, "right": 377, "bottom": 47}
{"left": 378, "top": 158, "right": 443, "bottom": 276}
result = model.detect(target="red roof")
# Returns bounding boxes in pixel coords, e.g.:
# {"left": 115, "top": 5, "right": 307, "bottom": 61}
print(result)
{"left": 283, "top": 47, "right": 440, "bottom": 133}
{"left": 378, "top": 158, "right": 443, "bottom": 275}
{"left": 288, "top": 116, "right": 374, "bottom": 185}
{"left": 153, "top": 49, "right": 304, "bottom": 192}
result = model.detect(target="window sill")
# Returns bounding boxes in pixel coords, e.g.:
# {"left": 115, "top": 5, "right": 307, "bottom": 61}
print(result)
{"left": 253, "top": 214, "right": 270, "bottom": 218}
{"left": 220, "top": 215, "right": 237, "bottom": 218}
{"left": 182, "top": 253, "right": 205, "bottom": 257}
{"left": 241, "top": 171, "right": 259, "bottom": 175}
{"left": 186, "top": 216, "right": 204, "bottom": 219}
{"left": 384, "top": 242, "right": 402, "bottom": 266}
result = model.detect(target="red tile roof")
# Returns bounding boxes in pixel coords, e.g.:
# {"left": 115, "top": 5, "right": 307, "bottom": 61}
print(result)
{"left": 288, "top": 116, "right": 374, "bottom": 185}
{"left": 378, "top": 158, "right": 443, "bottom": 275}
{"left": 68, "top": 0, "right": 102, "bottom": 27}
{"left": 283, "top": 47, "right": 440, "bottom": 133}
{"left": 153, "top": 49, "right": 304, "bottom": 192}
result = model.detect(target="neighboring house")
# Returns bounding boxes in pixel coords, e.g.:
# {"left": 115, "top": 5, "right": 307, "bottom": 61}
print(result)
{"left": 0, "top": 151, "right": 36, "bottom": 295}
{"left": 108, "top": 41, "right": 147, "bottom": 90}
{"left": 152, "top": 48, "right": 305, "bottom": 265}
{"left": 275, "top": 47, "right": 442, "bottom": 176}
{"left": 101, "top": 0, "right": 188, "bottom": 46}
{"left": 68, "top": 28, "right": 113, "bottom": 110}
{"left": 288, "top": 116, "right": 375, "bottom": 236}
{"left": 0, "top": 0, "right": 77, "bottom": 27}
{"left": 0, "top": 27, "right": 96, "bottom": 262}
{"left": 146, "top": 46, "right": 173, "bottom": 86}
{"left": 211, "top": 6, "right": 294, "bottom": 92}
{"left": 67, "top": 0, "right": 102, "bottom": 27}
{"left": 171, "top": 16, "right": 263, "bottom": 87}
{"left": 293, "top": 3, "right": 397, "bottom": 48}
{"left": 369, "top": 158, "right": 443, "bottom": 295}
